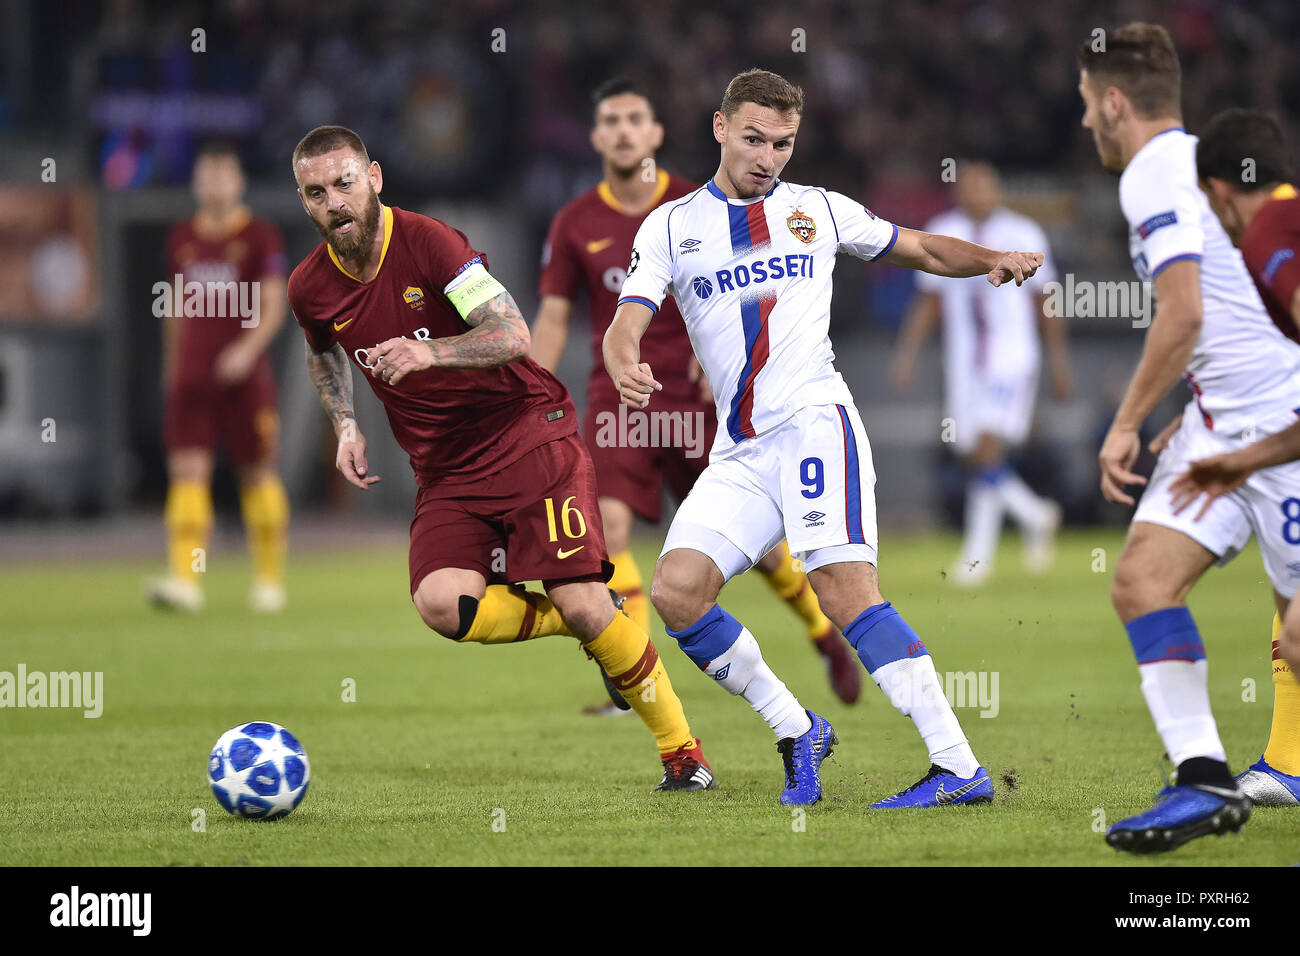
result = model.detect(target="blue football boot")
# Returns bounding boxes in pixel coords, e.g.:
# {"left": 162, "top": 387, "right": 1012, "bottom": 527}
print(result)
{"left": 1106, "top": 783, "right": 1251, "bottom": 854}
{"left": 869, "top": 763, "right": 994, "bottom": 809}
{"left": 776, "top": 711, "right": 837, "bottom": 806}
{"left": 1235, "top": 755, "right": 1300, "bottom": 807}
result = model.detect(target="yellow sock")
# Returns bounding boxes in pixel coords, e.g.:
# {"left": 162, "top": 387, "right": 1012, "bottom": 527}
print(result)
{"left": 758, "top": 540, "right": 832, "bottom": 640}
{"left": 240, "top": 476, "right": 289, "bottom": 586}
{"left": 585, "top": 612, "right": 693, "bottom": 755}
{"left": 608, "top": 550, "right": 651, "bottom": 636}
{"left": 164, "top": 480, "right": 212, "bottom": 584}
{"left": 1264, "top": 611, "right": 1300, "bottom": 774}
{"left": 457, "top": 585, "right": 572, "bottom": 644}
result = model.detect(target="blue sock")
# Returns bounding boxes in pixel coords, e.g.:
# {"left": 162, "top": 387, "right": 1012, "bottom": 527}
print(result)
{"left": 1124, "top": 607, "right": 1206, "bottom": 663}
{"left": 842, "top": 601, "right": 929, "bottom": 673}
{"left": 666, "top": 605, "right": 743, "bottom": 670}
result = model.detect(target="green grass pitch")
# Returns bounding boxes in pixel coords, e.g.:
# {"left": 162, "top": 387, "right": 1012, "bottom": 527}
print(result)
{"left": 1, "top": 529, "right": 1294, "bottom": 866}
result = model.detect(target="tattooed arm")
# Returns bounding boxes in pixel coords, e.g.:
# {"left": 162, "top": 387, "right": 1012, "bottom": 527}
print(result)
{"left": 305, "top": 341, "right": 380, "bottom": 489}
{"left": 305, "top": 341, "right": 356, "bottom": 437}
{"left": 365, "top": 290, "right": 531, "bottom": 386}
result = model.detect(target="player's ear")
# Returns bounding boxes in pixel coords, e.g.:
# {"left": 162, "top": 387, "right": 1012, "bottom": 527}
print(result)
{"left": 369, "top": 160, "right": 383, "bottom": 195}
{"left": 650, "top": 121, "right": 664, "bottom": 152}
{"left": 712, "top": 111, "right": 726, "bottom": 145}
{"left": 295, "top": 187, "right": 310, "bottom": 216}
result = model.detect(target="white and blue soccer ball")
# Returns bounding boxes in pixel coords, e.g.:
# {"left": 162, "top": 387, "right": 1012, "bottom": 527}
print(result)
{"left": 208, "top": 721, "right": 310, "bottom": 820}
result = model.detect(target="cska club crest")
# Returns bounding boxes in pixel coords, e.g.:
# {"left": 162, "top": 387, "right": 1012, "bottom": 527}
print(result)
{"left": 786, "top": 209, "right": 816, "bottom": 244}
{"left": 403, "top": 286, "right": 425, "bottom": 309}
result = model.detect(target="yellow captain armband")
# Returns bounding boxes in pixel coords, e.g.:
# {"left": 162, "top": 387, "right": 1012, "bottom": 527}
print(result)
{"left": 445, "top": 264, "right": 507, "bottom": 319}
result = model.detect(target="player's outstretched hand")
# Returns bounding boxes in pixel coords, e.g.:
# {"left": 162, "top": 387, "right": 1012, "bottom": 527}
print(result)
{"left": 336, "top": 418, "right": 382, "bottom": 490}
{"left": 1169, "top": 453, "right": 1252, "bottom": 520}
{"left": 366, "top": 337, "right": 432, "bottom": 387}
{"left": 1098, "top": 425, "right": 1146, "bottom": 505}
{"left": 988, "top": 251, "right": 1044, "bottom": 288}
{"left": 616, "top": 362, "right": 662, "bottom": 409}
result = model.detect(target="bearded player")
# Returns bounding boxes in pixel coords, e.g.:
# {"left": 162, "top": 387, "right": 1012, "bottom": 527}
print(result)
{"left": 286, "top": 125, "right": 713, "bottom": 790}
{"left": 1160, "top": 107, "right": 1300, "bottom": 807}
{"left": 607, "top": 69, "right": 1042, "bottom": 807}
{"left": 148, "top": 141, "right": 290, "bottom": 614}
{"left": 533, "top": 78, "right": 860, "bottom": 715}
{"left": 1078, "top": 23, "right": 1300, "bottom": 851}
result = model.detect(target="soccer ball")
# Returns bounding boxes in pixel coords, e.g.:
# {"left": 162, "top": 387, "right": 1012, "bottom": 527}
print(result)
{"left": 208, "top": 721, "right": 310, "bottom": 820}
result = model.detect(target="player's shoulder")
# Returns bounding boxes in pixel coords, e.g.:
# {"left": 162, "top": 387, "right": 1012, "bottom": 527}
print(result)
{"left": 1242, "top": 189, "right": 1300, "bottom": 257}
{"left": 166, "top": 217, "right": 196, "bottom": 246}
{"left": 1120, "top": 128, "right": 1196, "bottom": 207}
{"left": 550, "top": 185, "right": 604, "bottom": 225}
{"left": 287, "top": 243, "right": 329, "bottom": 295}
{"left": 924, "top": 206, "right": 965, "bottom": 234}
{"left": 243, "top": 214, "right": 283, "bottom": 240}
{"left": 992, "top": 206, "right": 1047, "bottom": 240}
{"left": 644, "top": 184, "right": 710, "bottom": 235}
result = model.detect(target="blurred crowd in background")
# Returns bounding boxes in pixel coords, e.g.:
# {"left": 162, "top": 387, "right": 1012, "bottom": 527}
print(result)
{"left": 16, "top": 0, "right": 1300, "bottom": 243}
{"left": 2, "top": 0, "right": 1298, "bottom": 524}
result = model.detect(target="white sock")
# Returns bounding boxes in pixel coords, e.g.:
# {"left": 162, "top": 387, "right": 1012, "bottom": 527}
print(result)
{"left": 872, "top": 655, "right": 979, "bottom": 777}
{"left": 703, "top": 627, "right": 811, "bottom": 740}
{"left": 1139, "top": 659, "right": 1227, "bottom": 766}
{"left": 961, "top": 481, "right": 1002, "bottom": 567}
{"left": 995, "top": 469, "right": 1050, "bottom": 530}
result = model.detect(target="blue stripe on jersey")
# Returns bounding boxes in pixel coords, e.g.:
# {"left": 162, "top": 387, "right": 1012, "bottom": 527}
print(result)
{"left": 836, "top": 404, "right": 865, "bottom": 544}
{"left": 727, "top": 202, "right": 753, "bottom": 253}
{"left": 1150, "top": 252, "right": 1202, "bottom": 278}
{"left": 616, "top": 295, "right": 660, "bottom": 314}
{"left": 868, "top": 223, "right": 900, "bottom": 261}
{"left": 726, "top": 296, "right": 766, "bottom": 442}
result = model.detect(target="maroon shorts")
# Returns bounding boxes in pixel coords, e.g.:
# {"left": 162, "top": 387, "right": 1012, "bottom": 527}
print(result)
{"left": 408, "top": 434, "right": 611, "bottom": 595}
{"left": 581, "top": 395, "right": 717, "bottom": 523}
{"left": 164, "top": 359, "right": 278, "bottom": 467}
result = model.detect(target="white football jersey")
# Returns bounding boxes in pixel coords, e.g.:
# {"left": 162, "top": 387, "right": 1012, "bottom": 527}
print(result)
{"left": 618, "top": 178, "right": 897, "bottom": 459}
{"left": 1120, "top": 127, "right": 1300, "bottom": 434}
{"left": 916, "top": 206, "right": 1055, "bottom": 381}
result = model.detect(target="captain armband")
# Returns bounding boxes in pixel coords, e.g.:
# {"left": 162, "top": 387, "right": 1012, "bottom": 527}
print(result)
{"left": 444, "top": 263, "right": 506, "bottom": 319}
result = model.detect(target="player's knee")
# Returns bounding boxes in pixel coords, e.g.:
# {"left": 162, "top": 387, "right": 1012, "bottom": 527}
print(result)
{"left": 547, "top": 585, "right": 611, "bottom": 640}
{"left": 1110, "top": 555, "right": 1160, "bottom": 620}
{"left": 650, "top": 560, "right": 709, "bottom": 630}
{"left": 412, "top": 587, "right": 463, "bottom": 639}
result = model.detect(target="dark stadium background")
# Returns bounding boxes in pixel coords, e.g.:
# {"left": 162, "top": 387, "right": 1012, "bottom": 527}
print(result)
{"left": 2, "top": 0, "right": 1298, "bottom": 555}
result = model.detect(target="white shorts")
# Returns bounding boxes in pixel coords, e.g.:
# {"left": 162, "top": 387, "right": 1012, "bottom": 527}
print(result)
{"left": 661, "top": 402, "right": 879, "bottom": 582}
{"left": 947, "top": 369, "right": 1038, "bottom": 453}
{"left": 1133, "top": 402, "right": 1300, "bottom": 598}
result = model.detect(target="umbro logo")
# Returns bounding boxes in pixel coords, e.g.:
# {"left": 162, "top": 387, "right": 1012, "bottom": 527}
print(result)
{"left": 713, "top": 663, "right": 731, "bottom": 681}
{"left": 934, "top": 775, "right": 989, "bottom": 805}
{"left": 803, "top": 511, "right": 826, "bottom": 522}
{"left": 1288, "top": 561, "right": 1300, "bottom": 577}
{"left": 679, "top": 238, "right": 702, "bottom": 255}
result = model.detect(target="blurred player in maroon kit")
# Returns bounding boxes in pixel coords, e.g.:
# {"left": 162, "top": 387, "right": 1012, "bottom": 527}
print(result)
{"left": 1164, "top": 108, "right": 1300, "bottom": 804}
{"left": 286, "top": 125, "right": 714, "bottom": 790}
{"left": 148, "top": 141, "right": 290, "bottom": 614}
{"left": 532, "top": 79, "right": 860, "bottom": 714}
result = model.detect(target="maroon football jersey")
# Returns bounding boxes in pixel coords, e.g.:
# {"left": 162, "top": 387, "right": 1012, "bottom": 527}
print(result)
{"left": 1239, "top": 184, "right": 1300, "bottom": 344}
{"left": 538, "top": 170, "right": 701, "bottom": 404}
{"left": 166, "top": 210, "right": 286, "bottom": 382}
{"left": 289, "top": 205, "right": 576, "bottom": 485}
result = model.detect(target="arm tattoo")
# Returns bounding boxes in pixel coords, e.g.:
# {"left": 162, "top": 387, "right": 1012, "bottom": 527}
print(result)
{"left": 427, "top": 291, "right": 530, "bottom": 369}
{"left": 304, "top": 341, "right": 355, "bottom": 435}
